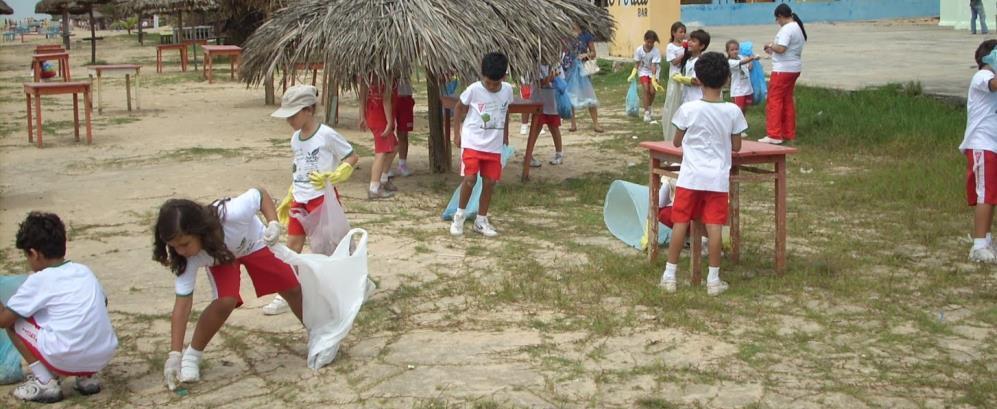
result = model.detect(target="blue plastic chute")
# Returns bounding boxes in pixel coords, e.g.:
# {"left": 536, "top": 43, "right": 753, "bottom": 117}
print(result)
{"left": 740, "top": 41, "right": 767, "bottom": 105}
{"left": 442, "top": 145, "right": 516, "bottom": 221}
{"left": 603, "top": 181, "right": 671, "bottom": 249}
{"left": 0, "top": 275, "right": 27, "bottom": 384}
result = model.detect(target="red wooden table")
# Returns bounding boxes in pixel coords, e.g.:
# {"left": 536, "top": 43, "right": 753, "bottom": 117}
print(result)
{"left": 201, "top": 45, "right": 242, "bottom": 84}
{"left": 23, "top": 82, "right": 94, "bottom": 148}
{"left": 640, "top": 140, "right": 797, "bottom": 281}
{"left": 87, "top": 64, "right": 142, "bottom": 113}
{"left": 441, "top": 95, "right": 544, "bottom": 182}
{"left": 31, "top": 52, "right": 70, "bottom": 82}
{"left": 34, "top": 44, "right": 64, "bottom": 53}
{"left": 156, "top": 43, "right": 189, "bottom": 73}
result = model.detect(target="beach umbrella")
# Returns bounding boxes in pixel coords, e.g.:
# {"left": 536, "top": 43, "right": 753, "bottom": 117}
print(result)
{"left": 0, "top": 1, "right": 13, "bottom": 15}
{"left": 118, "top": 0, "right": 219, "bottom": 43}
{"left": 240, "top": 0, "right": 614, "bottom": 173}
{"left": 37, "top": 0, "right": 112, "bottom": 59}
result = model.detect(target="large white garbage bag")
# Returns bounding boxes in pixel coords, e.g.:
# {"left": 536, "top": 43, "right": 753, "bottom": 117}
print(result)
{"left": 271, "top": 228, "right": 373, "bottom": 369}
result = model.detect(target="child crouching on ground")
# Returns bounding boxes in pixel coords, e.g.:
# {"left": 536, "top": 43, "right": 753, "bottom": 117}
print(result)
{"left": 0, "top": 212, "right": 118, "bottom": 403}
{"left": 660, "top": 51, "right": 746, "bottom": 296}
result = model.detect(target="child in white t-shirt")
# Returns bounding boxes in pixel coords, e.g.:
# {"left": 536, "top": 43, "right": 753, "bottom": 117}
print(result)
{"left": 153, "top": 188, "right": 303, "bottom": 390}
{"left": 661, "top": 21, "right": 688, "bottom": 140}
{"left": 0, "top": 212, "right": 118, "bottom": 403}
{"left": 961, "top": 40, "right": 997, "bottom": 263}
{"left": 661, "top": 52, "right": 746, "bottom": 296}
{"left": 725, "top": 39, "right": 761, "bottom": 114}
{"left": 674, "top": 29, "right": 711, "bottom": 104}
{"left": 634, "top": 30, "right": 662, "bottom": 122}
{"left": 530, "top": 63, "right": 565, "bottom": 167}
{"left": 267, "top": 84, "right": 358, "bottom": 315}
{"left": 450, "top": 52, "right": 514, "bottom": 238}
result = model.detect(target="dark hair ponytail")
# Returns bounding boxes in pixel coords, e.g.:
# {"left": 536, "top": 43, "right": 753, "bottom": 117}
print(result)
{"left": 774, "top": 4, "right": 808, "bottom": 41}
{"left": 153, "top": 198, "right": 235, "bottom": 276}
{"left": 669, "top": 21, "right": 686, "bottom": 43}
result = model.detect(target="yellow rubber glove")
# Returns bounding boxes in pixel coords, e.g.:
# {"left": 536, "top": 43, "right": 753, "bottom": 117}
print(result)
{"left": 276, "top": 184, "right": 294, "bottom": 227}
{"left": 308, "top": 162, "right": 355, "bottom": 189}
{"left": 651, "top": 77, "right": 664, "bottom": 92}
{"left": 671, "top": 73, "right": 694, "bottom": 86}
{"left": 627, "top": 68, "right": 638, "bottom": 83}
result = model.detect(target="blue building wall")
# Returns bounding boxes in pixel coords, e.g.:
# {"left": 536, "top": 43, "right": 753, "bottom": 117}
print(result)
{"left": 682, "top": 0, "right": 940, "bottom": 26}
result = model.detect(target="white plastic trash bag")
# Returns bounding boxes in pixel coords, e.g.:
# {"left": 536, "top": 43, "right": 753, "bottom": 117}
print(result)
{"left": 290, "top": 185, "right": 350, "bottom": 256}
{"left": 271, "top": 228, "right": 373, "bottom": 370}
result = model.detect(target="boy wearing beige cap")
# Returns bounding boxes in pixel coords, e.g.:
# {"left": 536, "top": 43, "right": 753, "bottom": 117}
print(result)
{"left": 265, "top": 85, "right": 358, "bottom": 315}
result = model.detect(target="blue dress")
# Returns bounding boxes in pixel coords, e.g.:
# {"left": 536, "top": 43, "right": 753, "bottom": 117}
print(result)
{"left": 563, "top": 32, "right": 599, "bottom": 109}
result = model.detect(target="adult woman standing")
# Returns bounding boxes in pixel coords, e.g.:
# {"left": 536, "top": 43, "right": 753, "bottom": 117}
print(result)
{"left": 563, "top": 23, "right": 604, "bottom": 133}
{"left": 759, "top": 4, "right": 808, "bottom": 145}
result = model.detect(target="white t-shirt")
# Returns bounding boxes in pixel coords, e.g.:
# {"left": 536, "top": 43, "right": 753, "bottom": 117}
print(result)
{"left": 771, "top": 22, "right": 805, "bottom": 73}
{"left": 960, "top": 70, "right": 997, "bottom": 153}
{"left": 665, "top": 43, "right": 685, "bottom": 76}
{"left": 671, "top": 100, "right": 749, "bottom": 192}
{"left": 459, "top": 81, "right": 514, "bottom": 154}
{"left": 634, "top": 45, "right": 662, "bottom": 78}
{"left": 291, "top": 124, "right": 354, "bottom": 203}
{"left": 729, "top": 58, "right": 753, "bottom": 98}
{"left": 175, "top": 189, "right": 267, "bottom": 296}
{"left": 6, "top": 262, "right": 118, "bottom": 372}
{"left": 683, "top": 56, "right": 703, "bottom": 103}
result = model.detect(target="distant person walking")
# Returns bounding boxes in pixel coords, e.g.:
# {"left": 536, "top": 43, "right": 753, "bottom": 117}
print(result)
{"left": 971, "top": 0, "right": 989, "bottom": 35}
{"left": 759, "top": 4, "right": 807, "bottom": 145}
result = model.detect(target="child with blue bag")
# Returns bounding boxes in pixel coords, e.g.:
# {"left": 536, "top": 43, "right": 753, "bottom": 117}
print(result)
{"left": 531, "top": 63, "right": 566, "bottom": 167}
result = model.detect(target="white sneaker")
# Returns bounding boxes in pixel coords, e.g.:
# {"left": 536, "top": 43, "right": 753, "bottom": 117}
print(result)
{"left": 757, "top": 136, "right": 783, "bottom": 145}
{"left": 473, "top": 218, "right": 498, "bottom": 237}
{"left": 707, "top": 280, "right": 729, "bottom": 296}
{"left": 659, "top": 276, "right": 677, "bottom": 293}
{"left": 530, "top": 158, "right": 542, "bottom": 168}
{"left": 263, "top": 295, "right": 290, "bottom": 315}
{"left": 74, "top": 375, "right": 102, "bottom": 396}
{"left": 549, "top": 153, "right": 564, "bottom": 165}
{"left": 396, "top": 163, "right": 413, "bottom": 177}
{"left": 969, "top": 246, "right": 997, "bottom": 263}
{"left": 450, "top": 212, "right": 465, "bottom": 236}
{"left": 643, "top": 111, "right": 652, "bottom": 122}
{"left": 519, "top": 123, "right": 529, "bottom": 135}
{"left": 12, "top": 376, "right": 62, "bottom": 403}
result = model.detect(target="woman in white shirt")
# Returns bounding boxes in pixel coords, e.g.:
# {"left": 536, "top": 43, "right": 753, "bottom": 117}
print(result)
{"left": 760, "top": 4, "right": 808, "bottom": 145}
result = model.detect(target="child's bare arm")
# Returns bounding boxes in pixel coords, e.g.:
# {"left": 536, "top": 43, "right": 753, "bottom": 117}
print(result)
{"left": 453, "top": 103, "right": 467, "bottom": 147}
{"left": 170, "top": 295, "right": 193, "bottom": 352}
{"left": 503, "top": 108, "right": 510, "bottom": 146}
{"left": 381, "top": 87, "right": 395, "bottom": 137}
{"left": 673, "top": 129, "right": 686, "bottom": 148}
{"left": 989, "top": 75, "right": 997, "bottom": 92}
{"left": 257, "top": 187, "right": 278, "bottom": 223}
{"left": 344, "top": 152, "right": 360, "bottom": 167}
{"left": 0, "top": 305, "right": 17, "bottom": 329}
{"left": 731, "top": 133, "right": 742, "bottom": 152}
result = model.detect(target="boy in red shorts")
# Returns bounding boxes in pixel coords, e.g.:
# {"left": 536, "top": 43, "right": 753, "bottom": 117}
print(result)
{"left": 660, "top": 51, "right": 746, "bottom": 296}
{"left": 961, "top": 40, "right": 997, "bottom": 263}
{"left": 450, "top": 52, "right": 514, "bottom": 238}
{"left": 530, "top": 63, "right": 565, "bottom": 167}
{"left": 361, "top": 78, "right": 398, "bottom": 199}
{"left": 393, "top": 78, "right": 416, "bottom": 177}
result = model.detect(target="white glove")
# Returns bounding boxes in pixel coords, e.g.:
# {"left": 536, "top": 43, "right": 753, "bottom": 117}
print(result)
{"left": 263, "top": 220, "right": 281, "bottom": 246}
{"left": 164, "top": 351, "right": 182, "bottom": 391}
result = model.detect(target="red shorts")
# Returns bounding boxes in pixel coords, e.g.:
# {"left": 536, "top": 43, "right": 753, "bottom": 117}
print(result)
{"left": 394, "top": 95, "right": 415, "bottom": 132}
{"left": 461, "top": 148, "right": 502, "bottom": 181}
{"left": 288, "top": 195, "right": 324, "bottom": 236}
{"left": 538, "top": 113, "right": 561, "bottom": 128}
{"left": 366, "top": 102, "right": 398, "bottom": 153}
{"left": 520, "top": 84, "right": 533, "bottom": 100}
{"left": 207, "top": 247, "right": 299, "bottom": 306}
{"left": 966, "top": 149, "right": 997, "bottom": 206}
{"left": 15, "top": 318, "right": 96, "bottom": 377}
{"left": 657, "top": 206, "right": 674, "bottom": 228}
{"left": 671, "top": 187, "right": 729, "bottom": 225}
{"left": 733, "top": 95, "right": 753, "bottom": 111}
{"left": 639, "top": 75, "right": 653, "bottom": 86}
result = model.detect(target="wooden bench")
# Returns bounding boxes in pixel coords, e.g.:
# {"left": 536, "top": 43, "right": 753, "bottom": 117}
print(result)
{"left": 156, "top": 43, "right": 189, "bottom": 73}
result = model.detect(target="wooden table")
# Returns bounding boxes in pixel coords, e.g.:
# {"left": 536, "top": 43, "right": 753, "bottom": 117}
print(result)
{"left": 184, "top": 39, "right": 208, "bottom": 71}
{"left": 156, "top": 43, "right": 189, "bottom": 73}
{"left": 440, "top": 95, "right": 544, "bottom": 182}
{"left": 34, "top": 44, "right": 64, "bottom": 53}
{"left": 31, "top": 52, "right": 70, "bottom": 82}
{"left": 23, "top": 82, "right": 93, "bottom": 148}
{"left": 201, "top": 45, "right": 242, "bottom": 84}
{"left": 87, "top": 64, "right": 141, "bottom": 113}
{"left": 640, "top": 140, "right": 797, "bottom": 281}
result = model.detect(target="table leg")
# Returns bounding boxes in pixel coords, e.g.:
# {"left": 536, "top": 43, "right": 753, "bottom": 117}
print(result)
{"left": 126, "top": 74, "right": 132, "bottom": 111}
{"left": 730, "top": 166, "right": 740, "bottom": 263}
{"left": 63, "top": 57, "right": 70, "bottom": 81}
{"left": 33, "top": 61, "right": 40, "bottom": 82}
{"left": 34, "top": 91, "right": 43, "bottom": 148}
{"left": 192, "top": 43, "right": 198, "bottom": 71}
{"left": 157, "top": 48, "right": 162, "bottom": 73}
{"left": 690, "top": 221, "right": 703, "bottom": 286}
{"left": 648, "top": 153, "right": 661, "bottom": 262}
{"left": 84, "top": 88, "right": 93, "bottom": 144}
{"left": 97, "top": 72, "right": 104, "bottom": 114}
{"left": 73, "top": 92, "right": 80, "bottom": 141}
{"left": 206, "top": 53, "right": 212, "bottom": 83}
{"left": 136, "top": 70, "right": 141, "bottom": 110}
{"left": 521, "top": 113, "right": 542, "bottom": 182}
{"left": 230, "top": 56, "right": 235, "bottom": 79}
{"left": 775, "top": 157, "right": 787, "bottom": 275}
{"left": 181, "top": 49, "right": 188, "bottom": 72}
{"left": 25, "top": 93, "right": 33, "bottom": 143}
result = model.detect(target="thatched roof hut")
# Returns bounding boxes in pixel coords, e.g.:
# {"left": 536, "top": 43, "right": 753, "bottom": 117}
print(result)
{"left": 117, "top": 0, "right": 218, "bottom": 14}
{"left": 36, "top": 0, "right": 112, "bottom": 59}
{"left": 0, "top": 1, "right": 14, "bottom": 15}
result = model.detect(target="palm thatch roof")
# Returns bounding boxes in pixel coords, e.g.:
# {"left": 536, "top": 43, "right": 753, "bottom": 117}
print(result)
{"left": 0, "top": 1, "right": 13, "bottom": 15}
{"left": 116, "top": 0, "right": 219, "bottom": 14}
{"left": 240, "top": 0, "right": 615, "bottom": 88}
{"left": 36, "top": 0, "right": 107, "bottom": 15}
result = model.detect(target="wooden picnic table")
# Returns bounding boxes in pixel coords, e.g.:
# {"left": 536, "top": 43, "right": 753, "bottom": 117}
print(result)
{"left": 201, "top": 45, "right": 242, "bottom": 84}
{"left": 640, "top": 140, "right": 798, "bottom": 280}
{"left": 156, "top": 43, "right": 188, "bottom": 73}
{"left": 31, "top": 52, "right": 70, "bottom": 82}
{"left": 23, "top": 82, "right": 93, "bottom": 148}
{"left": 440, "top": 95, "right": 544, "bottom": 182}
{"left": 87, "top": 64, "right": 142, "bottom": 113}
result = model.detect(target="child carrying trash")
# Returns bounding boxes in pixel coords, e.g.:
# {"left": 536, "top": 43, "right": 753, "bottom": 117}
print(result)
{"left": 660, "top": 52, "right": 746, "bottom": 296}
{"left": 265, "top": 85, "right": 358, "bottom": 316}
{"left": 0, "top": 212, "right": 118, "bottom": 403}
{"left": 530, "top": 63, "right": 566, "bottom": 167}
{"left": 961, "top": 39, "right": 997, "bottom": 263}
{"left": 450, "top": 52, "right": 514, "bottom": 238}
{"left": 633, "top": 30, "right": 662, "bottom": 123}
{"left": 154, "top": 188, "right": 303, "bottom": 389}
{"left": 725, "top": 39, "right": 762, "bottom": 115}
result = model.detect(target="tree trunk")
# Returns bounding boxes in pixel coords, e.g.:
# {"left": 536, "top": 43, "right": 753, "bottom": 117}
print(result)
{"left": 89, "top": 8, "right": 96, "bottom": 64}
{"left": 138, "top": 14, "right": 144, "bottom": 45}
{"left": 324, "top": 73, "right": 339, "bottom": 125}
{"left": 177, "top": 12, "right": 183, "bottom": 42}
{"left": 426, "top": 71, "right": 450, "bottom": 173}
{"left": 61, "top": 10, "right": 70, "bottom": 50}
{"left": 265, "top": 74, "right": 275, "bottom": 105}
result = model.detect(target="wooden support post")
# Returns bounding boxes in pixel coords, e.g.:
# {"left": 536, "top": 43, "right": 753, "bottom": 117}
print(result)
{"left": 426, "top": 71, "right": 450, "bottom": 173}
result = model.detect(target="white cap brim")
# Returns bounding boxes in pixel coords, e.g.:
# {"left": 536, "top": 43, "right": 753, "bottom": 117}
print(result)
{"left": 270, "top": 105, "right": 304, "bottom": 118}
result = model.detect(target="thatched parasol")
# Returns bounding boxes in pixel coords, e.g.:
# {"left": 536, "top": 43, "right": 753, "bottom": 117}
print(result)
{"left": 0, "top": 1, "right": 13, "bottom": 15}
{"left": 37, "top": 0, "right": 113, "bottom": 60}
{"left": 118, "top": 0, "right": 219, "bottom": 42}
{"left": 240, "top": 0, "right": 614, "bottom": 172}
